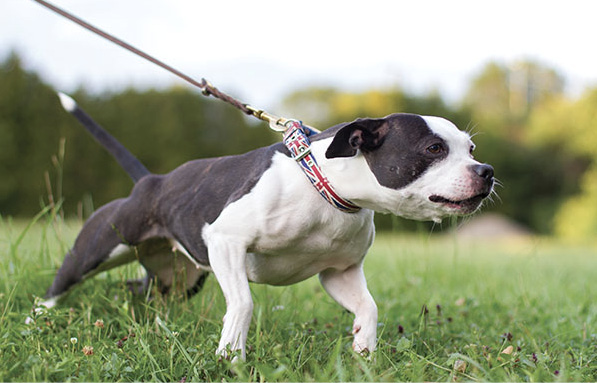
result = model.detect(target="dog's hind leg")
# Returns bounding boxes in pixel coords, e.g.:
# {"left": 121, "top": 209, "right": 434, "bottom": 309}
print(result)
{"left": 43, "top": 199, "right": 143, "bottom": 304}
{"left": 133, "top": 237, "right": 211, "bottom": 296}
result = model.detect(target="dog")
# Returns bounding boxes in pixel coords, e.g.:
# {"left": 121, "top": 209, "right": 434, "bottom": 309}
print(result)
{"left": 41, "top": 92, "right": 494, "bottom": 359}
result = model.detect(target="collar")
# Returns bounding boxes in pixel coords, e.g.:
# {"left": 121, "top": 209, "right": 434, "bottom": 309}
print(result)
{"left": 282, "top": 121, "right": 361, "bottom": 213}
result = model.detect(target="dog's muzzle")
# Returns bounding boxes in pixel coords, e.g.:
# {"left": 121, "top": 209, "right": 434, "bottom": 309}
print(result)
{"left": 429, "top": 163, "right": 494, "bottom": 214}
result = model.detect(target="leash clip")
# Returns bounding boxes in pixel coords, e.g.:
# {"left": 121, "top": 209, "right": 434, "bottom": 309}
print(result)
{"left": 245, "top": 105, "right": 321, "bottom": 135}
{"left": 245, "top": 105, "right": 287, "bottom": 132}
{"left": 269, "top": 118, "right": 289, "bottom": 132}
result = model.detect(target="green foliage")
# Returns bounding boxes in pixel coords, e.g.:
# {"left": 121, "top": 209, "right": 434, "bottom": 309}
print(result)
{"left": 464, "top": 59, "right": 565, "bottom": 129}
{"left": 282, "top": 86, "right": 469, "bottom": 129}
{"left": 526, "top": 89, "right": 597, "bottom": 159}
{"left": 525, "top": 89, "right": 597, "bottom": 239}
{"left": 455, "top": 59, "right": 580, "bottom": 234}
{"left": 554, "top": 167, "right": 597, "bottom": 239}
{"left": 463, "top": 61, "right": 512, "bottom": 127}
{"left": 0, "top": 52, "right": 277, "bottom": 217}
{"left": 0, "top": 52, "right": 73, "bottom": 215}
{"left": 2, "top": 218, "right": 597, "bottom": 381}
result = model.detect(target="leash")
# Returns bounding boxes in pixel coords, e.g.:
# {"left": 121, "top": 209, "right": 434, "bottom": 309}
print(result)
{"left": 32, "top": 0, "right": 361, "bottom": 213}
{"left": 30, "top": 0, "right": 301, "bottom": 133}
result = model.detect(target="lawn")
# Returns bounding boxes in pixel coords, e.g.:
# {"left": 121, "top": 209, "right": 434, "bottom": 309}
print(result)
{"left": 1, "top": 214, "right": 596, "bottom": 381}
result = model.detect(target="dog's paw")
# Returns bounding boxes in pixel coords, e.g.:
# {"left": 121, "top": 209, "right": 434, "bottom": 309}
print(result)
{"left": 352, "top": 324, "right": 376, "bottom": 358}
{"left": 25, "top": 297, "right": 57, "bottom": 324}
{"left": 216, "top": 345, "right": 245, "bottom": 363}
{"left": 126, "top": 277, "right": 155, "bottom": 296}
{"left": 126, "top": 279, "right": 145, "bottom": 295}
{"left": 352, "top": 341, "right": 376, "bottom": 362}
{"left": 352, "top": 341, "right": 370, "bottom": 354}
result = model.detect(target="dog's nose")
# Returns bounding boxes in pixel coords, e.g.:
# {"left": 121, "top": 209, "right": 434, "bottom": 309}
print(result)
{"left": 472, "top": 164, "right": 494, "bottom": 180}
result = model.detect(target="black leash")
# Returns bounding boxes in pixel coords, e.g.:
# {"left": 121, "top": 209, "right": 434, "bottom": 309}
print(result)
{"left": 31, "top": 0, "right": 315, "bottom": 133}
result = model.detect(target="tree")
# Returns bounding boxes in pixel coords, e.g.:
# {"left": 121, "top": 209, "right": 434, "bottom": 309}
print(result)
{"left": 463, "top": 59, "right": 565, "bottom": 138}
{"left": 526, "top": 88, "right": 597, "bottom": 239}
{"left": 460, "top": 60, "right": 572, "bottom": 233}
{"left": 282, "top": 86, "right": 469, "bottom": 131}
{"left": 0, "top": 52, "right": 73, "bottom": 215}
{"left": 0, "top": 53, "right": 277, "bottom": 217}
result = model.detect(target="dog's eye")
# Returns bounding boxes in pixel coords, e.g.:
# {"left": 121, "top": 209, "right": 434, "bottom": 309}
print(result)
{"left": 469, "top": 145, "right": 476, "bottom": 157}
{"left": 426, "top": 143, "right": 444, "bottom": 155}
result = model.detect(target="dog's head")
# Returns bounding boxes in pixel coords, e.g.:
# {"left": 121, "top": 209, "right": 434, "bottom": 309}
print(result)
{"left": 324, "top": 113, "right": 494, "bottom": 222}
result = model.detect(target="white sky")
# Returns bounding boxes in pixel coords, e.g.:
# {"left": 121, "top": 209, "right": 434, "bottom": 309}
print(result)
{"left": 2, "top": 0, "right": 597, "bottom": 110}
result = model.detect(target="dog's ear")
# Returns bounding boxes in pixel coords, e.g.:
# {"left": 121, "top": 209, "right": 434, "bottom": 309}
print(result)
{"left": 325, "top": 118, "right": 389, "bottom": 158}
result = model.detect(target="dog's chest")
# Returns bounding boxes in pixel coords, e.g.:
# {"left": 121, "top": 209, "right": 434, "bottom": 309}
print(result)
{"left": 245, "top": 214, "right": 375, "bottom": 285}
{"left": 204, "top": 152, "right": 376, "bottom": 285}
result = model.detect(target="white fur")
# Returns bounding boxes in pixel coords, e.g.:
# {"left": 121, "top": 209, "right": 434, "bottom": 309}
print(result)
{"left": 101, "top": 242, "right": 209, "bottom": 292}
{"left": 170, "top": 239, "right": 206, "bottom": 270}
{"left": 31, "top": 245, "right": 133, "bottom": 323}
{"left": 319, "top": 264, "right": 378, "bottom": 353}
{"left": 202, "top": 152, "right": 376, "bottom": 357}
{"left": 58, "top": 92, "right": 77, "bottom": 112}
{"left": 26, "top": 297, "right": 58, "bottom": 324}
{"left": 201, "top": 114, "right": 487, "bottom": 358}
{"left": 84, "top": 244, "right": 136, "bottom": 279}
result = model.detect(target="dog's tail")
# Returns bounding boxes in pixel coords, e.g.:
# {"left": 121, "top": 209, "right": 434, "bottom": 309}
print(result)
{"left": 58, "top": 92, "right": 150, "bottom": 183}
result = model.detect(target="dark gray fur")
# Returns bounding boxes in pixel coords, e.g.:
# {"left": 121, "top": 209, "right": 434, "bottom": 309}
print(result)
{"left": 45, "top": 142, "right": 284, "bottom": 298}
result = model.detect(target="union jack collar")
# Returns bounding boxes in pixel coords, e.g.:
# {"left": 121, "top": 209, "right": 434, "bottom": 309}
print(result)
{"left": 282, "top": 121, "right": 361, "bottom": 213}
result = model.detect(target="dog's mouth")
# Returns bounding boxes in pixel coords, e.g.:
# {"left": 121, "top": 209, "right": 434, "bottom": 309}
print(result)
{"left": 429, "top": 191, "right": 490, "bottom": 213}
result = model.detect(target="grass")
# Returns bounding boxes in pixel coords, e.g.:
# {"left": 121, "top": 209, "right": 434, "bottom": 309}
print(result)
{"left": 1, "top": 214, "right": 597, "bottom": 381}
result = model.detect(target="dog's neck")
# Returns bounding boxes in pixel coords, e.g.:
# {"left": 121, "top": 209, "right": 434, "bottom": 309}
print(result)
{"left": 311, "top": 138, "right": 441, "bottom": 221}
{"left": 310, "top": 138, "right": 384, "bottom": 210}
{"left": 283, "top": 123, "right": 361, "bottom": 213}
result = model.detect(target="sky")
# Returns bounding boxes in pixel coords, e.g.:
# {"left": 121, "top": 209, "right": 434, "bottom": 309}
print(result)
{"left": 2, "top": 0, "right": 597, "bottom": 111}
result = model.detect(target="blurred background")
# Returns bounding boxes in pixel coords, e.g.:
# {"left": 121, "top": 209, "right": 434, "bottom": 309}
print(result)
{"left": 1, "top": 0, "right": 597, "bottom": 239}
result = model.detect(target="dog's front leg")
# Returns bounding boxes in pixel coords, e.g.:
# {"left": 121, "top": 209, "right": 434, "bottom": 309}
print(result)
{"left": 207, "top": 237, "right": 253, "bottom": 360}
{"left": 319, "top": 263, "right": 378, "bottom": 354}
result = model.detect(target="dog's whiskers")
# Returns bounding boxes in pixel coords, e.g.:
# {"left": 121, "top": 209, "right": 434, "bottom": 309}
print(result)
{"left": 465, "top": 122, "right": 480, "bottom": 138}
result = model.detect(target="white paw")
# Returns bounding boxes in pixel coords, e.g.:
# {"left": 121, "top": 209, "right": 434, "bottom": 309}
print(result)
{"left": 25, "top": 298, "right": 58, "bottom": 324}
{"left": 352, "top": 324, "right": 376, "bottom": 355}
{"left": 216, "top": 345, "right": 245, "bottom": 362}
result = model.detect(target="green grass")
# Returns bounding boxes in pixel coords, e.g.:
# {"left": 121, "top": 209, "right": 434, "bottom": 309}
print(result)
{"left": 1, "top": 215, "right": 597, "bottom": 381}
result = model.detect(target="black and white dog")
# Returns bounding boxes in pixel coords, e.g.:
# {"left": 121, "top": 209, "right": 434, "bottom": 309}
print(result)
{"left": 41, "top": 93, "right": 494, "bottom": 359}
